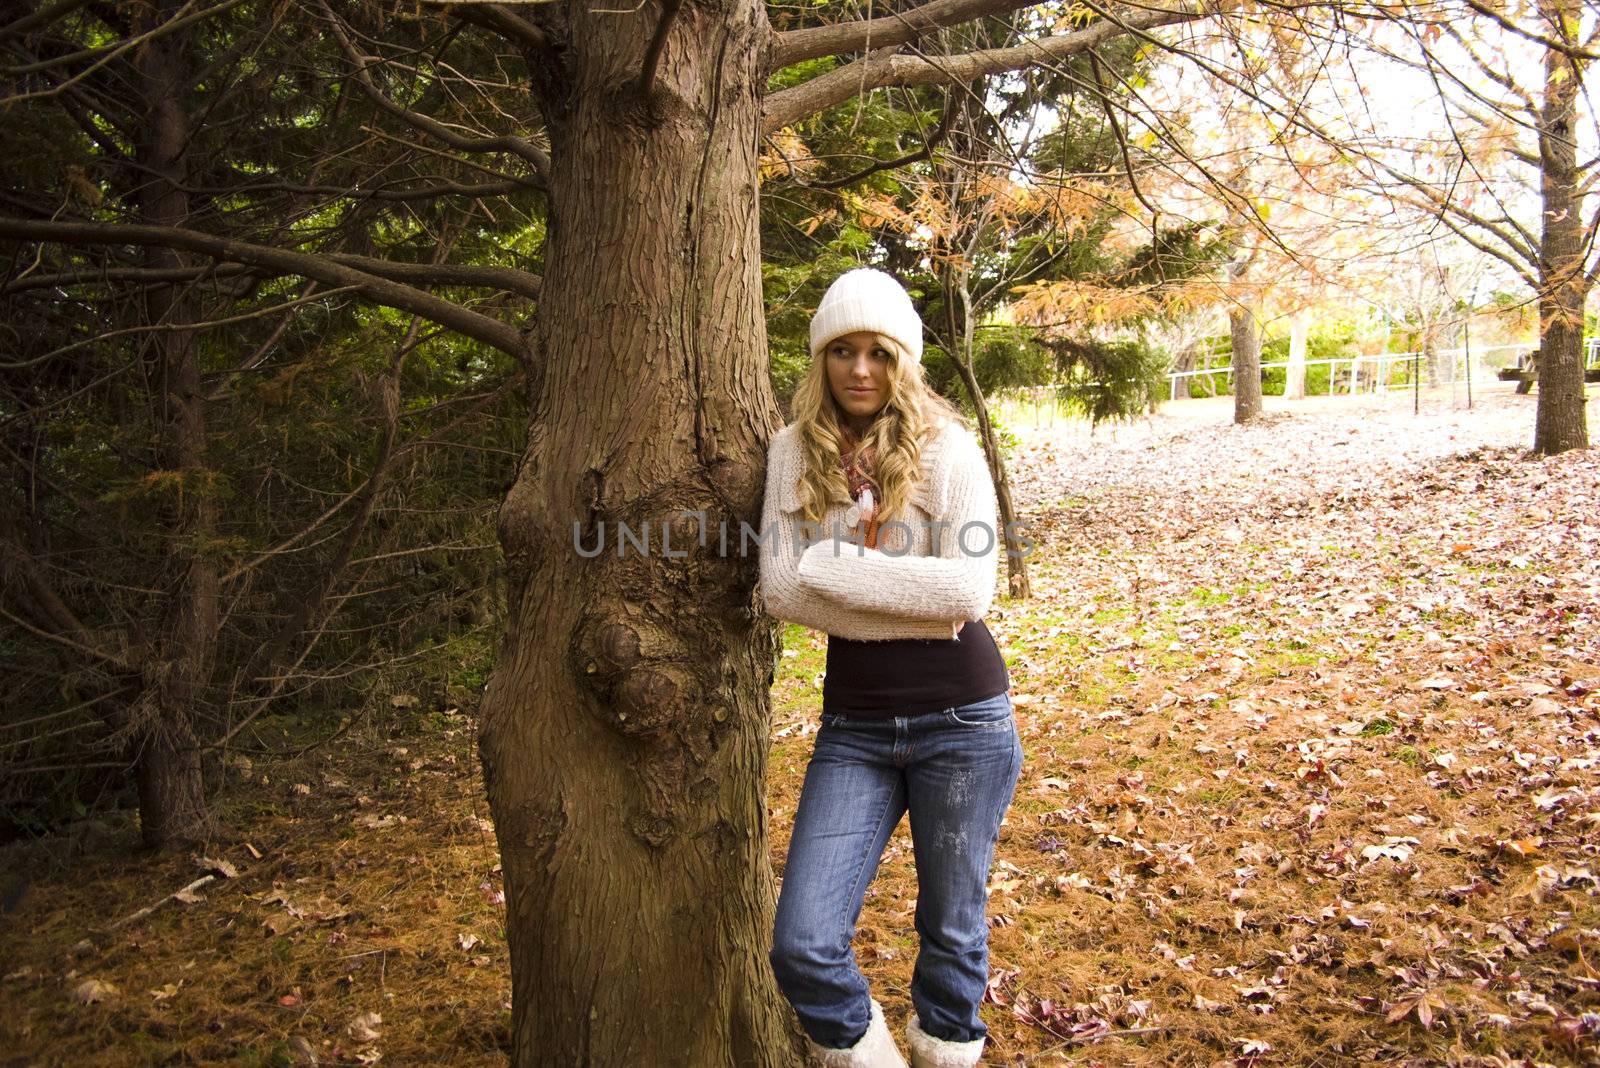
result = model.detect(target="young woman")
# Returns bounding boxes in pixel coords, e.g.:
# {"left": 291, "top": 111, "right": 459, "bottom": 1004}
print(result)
{"left": 759, "top": 267, "right": 1023, "bottom": 1068}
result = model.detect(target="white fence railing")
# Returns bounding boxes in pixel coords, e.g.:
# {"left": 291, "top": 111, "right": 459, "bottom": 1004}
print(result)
{"left": 992, "top": 343, "right": 1529, "bottom": 422}
{"left": 1163, "top": 343, "right": 1528, "bottom": 400}
{"left": 996, "top": 343, "right": 1535, "bottom": 425}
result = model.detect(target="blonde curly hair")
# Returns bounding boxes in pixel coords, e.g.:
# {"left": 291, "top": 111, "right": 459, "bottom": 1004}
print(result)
{"left": 786, "top": 331, "right": 965, "bottom": 526}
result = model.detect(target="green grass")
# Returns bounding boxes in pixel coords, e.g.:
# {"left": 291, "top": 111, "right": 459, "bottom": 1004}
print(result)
{"left": 1090, "top": 604, "right": 1134, "bottom": 624}
{"left": 1185, "top": 585, "right": 1235, "bottom": 607}
{"left": 1139, "top": 643, "right": 1199, "bottom": 672}
{"left": 1070, "top": 666, "right": 1141, "bottom": 707}
{"left": 771, "top": 623, "right": 828, "bottom": 715}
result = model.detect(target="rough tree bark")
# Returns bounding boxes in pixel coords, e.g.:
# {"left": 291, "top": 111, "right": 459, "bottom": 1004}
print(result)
{"left": 1533, "top": 0, "right": 1591, "bottom": 455}
{"left": 474, "top": 2, "right": 796, "bottom": 1063}
{"left": 130, "top": 0, "right": 216, "bottom": 850}
{"left": 1228, "top": 276, "right": 1265, "bottom": 424}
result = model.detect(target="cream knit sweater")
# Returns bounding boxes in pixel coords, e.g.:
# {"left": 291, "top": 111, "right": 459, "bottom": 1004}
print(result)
{"left": 757, "top": 419, "right": 1001, "bottom": 642}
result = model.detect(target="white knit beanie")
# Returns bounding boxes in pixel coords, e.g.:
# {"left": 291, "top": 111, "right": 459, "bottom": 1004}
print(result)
{"left": 808, "top": 267, "right": 924, "bottom": 363}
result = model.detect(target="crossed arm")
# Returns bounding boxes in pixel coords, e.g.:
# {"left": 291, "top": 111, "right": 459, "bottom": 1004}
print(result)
{"left": 756, "top": 429, "right": 998, "bottom": 641}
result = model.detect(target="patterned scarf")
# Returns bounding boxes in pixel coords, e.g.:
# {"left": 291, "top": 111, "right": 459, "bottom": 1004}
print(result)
{"left": 838, "top": 424, "right": 881, "bottom": 547}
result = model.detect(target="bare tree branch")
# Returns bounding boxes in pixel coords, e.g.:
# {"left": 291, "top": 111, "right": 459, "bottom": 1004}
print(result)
{"left": 0, "top": 506, "right": 130, "bottom": 672}
{"left": 434, "top": 2, "right": 556, "bottom": 55}
{"left": 0, "top": 218, "right": 533, "bottom": 359}
{"left": 1386, "top": 186, "right": 1541, "bottom": 289}
{"left": 0, "top": 0, "right": 92, "bottom": 43}
{"left": 0, "top": 0, "right": 247, "bottom": 105}
{"left": 317, "top": 0, "right": 551, "bottom": 193}
{"left": 2, "top": 262, "right": 254, "bottom": 295}
{"left": 764, "top": 3, "right": 1203, "bottom": 134}
{"left": 769, "top": 0, "right": 1049, "bottom": 71}
{"left": 2, "top": 253, "right": 541, "bottom": 300}
{"left": 190, "top": 174, "right": 542, "bottom": 201}
{"left": 639, "top": 0, "right": 683, "bottom": 96}
{"left": 324, "top": 252, "right": 541, "bottom": 300}
{"left": 1459, "top": 0, "right": 1600, "bottom": 61}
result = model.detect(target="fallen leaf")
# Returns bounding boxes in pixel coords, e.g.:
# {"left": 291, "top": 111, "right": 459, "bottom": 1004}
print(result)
{"left": 197, "top": 856, "right": 238, "bottom": 878}
{"left": 69, "top": 978, "right": 117, "bottom": 1004}
{"left": 347, "top": 1011, "right": 382, "bottom": 1043}
{"left": 1500, "top": 837, "right": 1543, "bottom": 858}
{"left": 287, "top": 1035, "right": 318, "bottom": 1065}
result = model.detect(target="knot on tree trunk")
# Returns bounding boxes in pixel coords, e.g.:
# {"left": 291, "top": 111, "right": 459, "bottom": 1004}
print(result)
{"left": 601, "top": 72, "right": 705, "bottom": 134}
{"left": 571, "top": 614, "right": 700, "bottom": 736}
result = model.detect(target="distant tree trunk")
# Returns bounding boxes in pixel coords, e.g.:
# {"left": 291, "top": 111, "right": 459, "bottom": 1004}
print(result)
{"left": 1170, "top": 344, "right": 1196, "bottom": 400}
{"left": 1285, "top": 307, "right": 1309, "bottom": 400}
{"left": 475, "top": 5, "right": 800, "bottom": 1064}
{"left": 1230, "top": 302, "right": 1263, "bottom": 422}
{"left": 1533, "top": 0, "right": 1590, "bottom": 455}
{"left": 1228, "top": 255, "right": 1264, "bottom": 423}
{"left": 943, "top": 265, "right": 1030, "bottom": 600}
{"left": 131, "top": 1, "right": 215, "bottom": 850}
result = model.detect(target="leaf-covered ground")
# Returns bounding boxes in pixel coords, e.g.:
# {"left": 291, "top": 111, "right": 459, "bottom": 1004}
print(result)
{"left": 3, "top": 383, "right": 1596, "bottom": 1066}
{"left": 0, "top": 704, "right": 509, "bottom": 1067}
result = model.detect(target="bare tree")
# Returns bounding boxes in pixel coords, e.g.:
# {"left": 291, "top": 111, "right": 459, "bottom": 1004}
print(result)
{"left": 1352, "top": 0, "right": 1594, "bottom": 450}
{"left": 1147, "top": 0, "right": 1596, "bottom": 450}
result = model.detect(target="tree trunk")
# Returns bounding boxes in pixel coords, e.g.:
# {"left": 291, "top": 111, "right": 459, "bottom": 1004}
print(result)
{"left": 1170, "top": 343, "right": 1196, "bottom": 400}
{"left": 957, "top": 357, "right": 1031, "bottom": 600}
{"left": 477, "top": 4, "right": 802, "bottom": 1064}
{"left": 1534, "top": 0, "right": 1590, "bottom": 455}
{"left": 131, "top": 1, "right": 216, "bottom": 850}
{"left": 134, "top": 717, "right": 208, "bottom": 849}
{"left": 1229, "top": 285, "right": 1264, "bottom": 423}
{"left": 1285, "top": 307, "right": 1309, "bottom": 400}
{"left": 944, "top": 266, "right": 1030, "bottom": 601}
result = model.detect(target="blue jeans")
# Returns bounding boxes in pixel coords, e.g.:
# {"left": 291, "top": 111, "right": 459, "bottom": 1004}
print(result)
{"left": 769, "top": 690, "right": 1024, "bottom": 1049}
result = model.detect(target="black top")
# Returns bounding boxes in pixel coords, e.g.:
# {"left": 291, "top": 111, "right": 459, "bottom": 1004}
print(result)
{"left": 821, "top": 618, "right": 1010, "bottom": 718}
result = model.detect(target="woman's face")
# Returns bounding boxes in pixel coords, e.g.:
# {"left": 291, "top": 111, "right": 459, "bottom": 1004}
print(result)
{"left": 824, "top": 331, "right": 892, "bottom": 429}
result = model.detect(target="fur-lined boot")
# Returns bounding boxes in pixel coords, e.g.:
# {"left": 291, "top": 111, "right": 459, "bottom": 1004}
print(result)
{"left": 804, "top": 997, "right": 907, "bottom": 1068}
{"left": 905, "top": 1013, "right": 985, "bottom": 1068}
